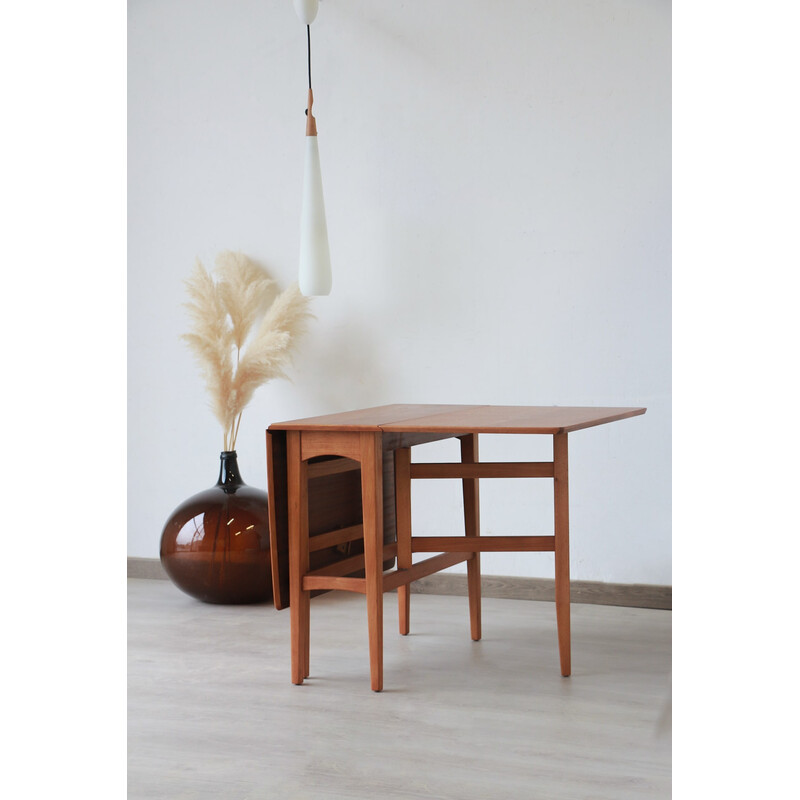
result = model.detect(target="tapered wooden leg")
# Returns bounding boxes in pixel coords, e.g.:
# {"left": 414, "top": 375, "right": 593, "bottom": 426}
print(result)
{"left": 360, "top": 432, "right": 384, "bottom": 691}
{"left": 287, "top": 431, "right": 310, "bottom": 685}
{"left": 460, "top": 434, "right": 481, "bottom": 641}
{"left": 303, "top": 599, "right": 310, "bottom": 679}
{"left": 394, "top": 447, "right": 412, "bottom": 635}
{"left": 553, "top": 432, "right": 571, "bottom": 677}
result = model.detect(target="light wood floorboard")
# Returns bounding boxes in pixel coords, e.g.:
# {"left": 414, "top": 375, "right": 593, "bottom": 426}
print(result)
{"left": 128, "top": 579, "right": 671, "bottom": 799}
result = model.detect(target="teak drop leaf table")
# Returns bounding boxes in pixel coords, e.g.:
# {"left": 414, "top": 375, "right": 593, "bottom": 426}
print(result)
{"left": 266, "top": 404, "right": 646, "bottom": 691}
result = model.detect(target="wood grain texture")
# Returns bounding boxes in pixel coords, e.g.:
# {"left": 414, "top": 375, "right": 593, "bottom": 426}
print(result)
{"left": 382, "top": 552, "right": 471, "bottom": 592}
{"left": 379, "top": 405, "right": 646, "bottom": 434}
{"left": 553, "top": 432, "right": 571, "bottom": 677}
{"left": 381, "top": 431, "right": 460, "bottom": 450}
{"left": 304, "top": 543, "right": 398, "bottom": 579}
{"left": 269, "top": 404, "right": 473, "bottom": 432}
{"left": 411, "top": 536, "right": 555, "bottom": 552}
{"left": 306, "top": 457, "right": 360, "bottom": 479}
{"left": 360, "top": 432, "right": 385, "bottom": 692}
{"left": 266, "top": 430, "right": 289, "bottom": 608}
{"left": 301, "top": 431, "right": 363, "bottom": 461}
{"left": 394, "top": 447, "right": 412, "bottom": 635}
{"left": 287, "top": 431, "right": 309, "bottom": 684}
{"left": 302, "top": 575, "right": 367, "bottom": 594}
{"left": 270, "top": 404, "right": 646, "bottom": 434}
{"left": 267, "top": 403, "right": 648, "bottom": 688}
{"left": 307, "top": 523, "right": 364, "bottom": 552}
{"left": 460, "top": 433, "right": 482, "bottom": 641}
{"left": 268, "top": 404, "right": 646, "bottom": 610}
{"left": 410, "top": 461, "right": 555, "bottom": 479}
{"left": 268, "top": 441, "right": 397, "bottom": 610}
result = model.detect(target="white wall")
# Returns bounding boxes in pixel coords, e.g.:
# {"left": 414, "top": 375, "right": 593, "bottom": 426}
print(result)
{"left": 128, "top": 0, "right": 671, "bottom": 585}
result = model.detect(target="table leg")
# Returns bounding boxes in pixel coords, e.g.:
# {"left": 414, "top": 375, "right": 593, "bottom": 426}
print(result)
{"left": 360, "top": 432, "right": 384, "bottom": 692}
{"left": 287, "top": 431, "right": 310, "bottom": 685}
{"left": 460, "top": 434, "right": 482, "bottom": 641}
{"left": 553, "top": 432, "right": 571, "bottom": 677}
{"left": 394, "top": 447, "right": 412, "bottom": 635}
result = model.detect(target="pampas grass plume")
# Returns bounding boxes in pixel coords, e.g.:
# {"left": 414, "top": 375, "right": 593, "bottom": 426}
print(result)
{"left": 182, "top": 252, "right": 312, "bottom": 450}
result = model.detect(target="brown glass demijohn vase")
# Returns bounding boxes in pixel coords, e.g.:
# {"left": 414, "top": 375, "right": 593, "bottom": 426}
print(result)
{"left": 159, "top": 451, "right": 272, "bottom": 604}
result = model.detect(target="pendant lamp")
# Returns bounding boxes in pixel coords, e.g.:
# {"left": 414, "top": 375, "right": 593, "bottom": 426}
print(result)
{"left": 294, "top": 0, "right": 332, "bottom": 296}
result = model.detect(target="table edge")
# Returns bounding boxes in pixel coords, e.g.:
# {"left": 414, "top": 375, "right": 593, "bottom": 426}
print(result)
{"left": 268, "top": 406, "right": 647, "bottom": 434}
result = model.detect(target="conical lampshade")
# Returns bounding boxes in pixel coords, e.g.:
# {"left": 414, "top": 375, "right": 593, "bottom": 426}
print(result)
{"left": 293, "top": 0, "right": 319, "bottom": 25}
{"left": 298, "top": 134, "right": 331, "bottom": 296}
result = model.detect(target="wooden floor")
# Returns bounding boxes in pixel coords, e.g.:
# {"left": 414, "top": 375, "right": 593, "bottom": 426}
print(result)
{"left": 128, "top": 579, "right": 671, "bottom": 799}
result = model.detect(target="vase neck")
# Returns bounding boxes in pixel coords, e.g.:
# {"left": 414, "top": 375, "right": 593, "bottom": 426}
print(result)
{"left": 217, "top": 451, "right": 244, "bottom": 490}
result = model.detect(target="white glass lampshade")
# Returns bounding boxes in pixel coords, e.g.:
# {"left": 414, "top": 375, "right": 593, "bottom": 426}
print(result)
{"left": 293, "top": 0, "right": 319, "bottom": 25}
{"left": 298, "top": 135, "right": 332, "bottom": 296}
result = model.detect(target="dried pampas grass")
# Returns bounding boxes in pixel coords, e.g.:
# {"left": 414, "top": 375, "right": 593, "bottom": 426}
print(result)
{"left": 182, "top": 251, "right": 312, "bottom": 450}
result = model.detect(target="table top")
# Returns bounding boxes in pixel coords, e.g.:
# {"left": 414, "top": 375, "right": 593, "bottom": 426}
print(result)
{"left": 269, "top": 404, "right": 646, "bottom": 435}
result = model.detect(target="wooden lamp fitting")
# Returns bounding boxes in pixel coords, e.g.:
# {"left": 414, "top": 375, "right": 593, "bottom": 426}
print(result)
{"left": 306, "top": 88, "right": 317, "bottom": 136}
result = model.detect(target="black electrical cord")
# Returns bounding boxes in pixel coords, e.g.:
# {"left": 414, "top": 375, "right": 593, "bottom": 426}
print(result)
{"left": 307, "top": 24, "right": 312, "bottom": 90}
{"left": 305, "top": 24, "right": 312, "bottom": 118}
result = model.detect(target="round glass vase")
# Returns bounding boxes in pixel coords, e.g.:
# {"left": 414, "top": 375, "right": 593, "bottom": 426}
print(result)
{"left": 159, "top": 451, "right": 273, "bottom": 604}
